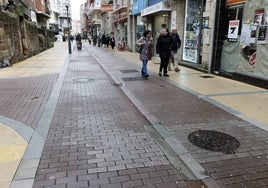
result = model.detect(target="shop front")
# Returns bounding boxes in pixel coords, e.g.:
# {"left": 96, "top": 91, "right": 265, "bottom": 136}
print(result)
{"left": 113, "top": 6, "right": 128, "bottom": 49}
{"left": 220, "top": 0, "right": 268, "bottom": 80}
{"left": 141, "top": 1, "right": 172, "bottom": 54}
{"left": 131, "top": 0, "right": 146, "bottom": 51}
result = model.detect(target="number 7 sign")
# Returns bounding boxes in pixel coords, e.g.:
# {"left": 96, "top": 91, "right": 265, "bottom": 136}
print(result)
{"left": 228, "top": 20, "right": 240, "bottom": 42}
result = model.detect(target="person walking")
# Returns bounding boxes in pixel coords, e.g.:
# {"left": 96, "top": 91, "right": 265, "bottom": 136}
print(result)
{"left": 156, "top": 28, "right": 173, "bottom": 77}
{"left": 110, "top": 34, "right": 116, "bottom": 49}
{"left": 136, "top": 30, "right": 153, "bottom": 79}
{"left": 170, "top": 28, "right": 181, "bottom": 72}
{"left": 75, "top": 33, "right": 82, "bottom": 50}
{"left": 101, "top": 33, "right": 107, "bottom": 48}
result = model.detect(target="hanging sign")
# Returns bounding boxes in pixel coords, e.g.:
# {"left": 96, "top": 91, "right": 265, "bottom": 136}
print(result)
{"left": 228, "top": 20, "right": 240, "bottom": 42}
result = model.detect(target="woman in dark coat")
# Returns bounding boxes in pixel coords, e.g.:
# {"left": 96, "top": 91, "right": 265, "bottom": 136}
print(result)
{"left": 156, "top": 28, "right": 173, "bottom": 77}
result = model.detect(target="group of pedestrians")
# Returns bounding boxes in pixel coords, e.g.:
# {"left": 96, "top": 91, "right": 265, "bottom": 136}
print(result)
{"left": 136, "top": 28, "right": 181, "bottom": 79}
{"left": 101, "top": 33, "right": 116, "bottom": 49}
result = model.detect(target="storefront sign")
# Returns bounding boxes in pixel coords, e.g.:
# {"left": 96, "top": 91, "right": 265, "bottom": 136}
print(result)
{"left": 226, "top": 0, "right": 245, "bottom": 6}
{"left": 141, "top": 2, "right": 171, "bottom": 17}
{"left": 131, "top": 0, "right": 146, "bottom": 15}
{"left": 101, "top": 4, "right": 113, "bottom": 12}
{"left": 92, "top": 19, "right": 101, "bottom": 25}
{"left": 228, "top": 20, "right": 239, "bottom": 42}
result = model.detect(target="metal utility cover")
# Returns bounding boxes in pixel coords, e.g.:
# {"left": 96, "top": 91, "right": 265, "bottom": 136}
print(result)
{"left": 73, "top": 78, "right": 94, "bottom": 83}
{"left": 122, "top": 77, "right": 145, "bottom": 81}
{"left": 200, "top": 75, "right": 214, "bottom": 78}
{"left": 188, "top": 130, "right": 240, "bottom": 154}
{"left": 120, "top": 69, "right": 139, "bottom": 73}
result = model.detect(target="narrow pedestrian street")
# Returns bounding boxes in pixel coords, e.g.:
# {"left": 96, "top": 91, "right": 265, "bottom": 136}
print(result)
{"left": 0, "top": 42, "right": 268, "bottom": 188}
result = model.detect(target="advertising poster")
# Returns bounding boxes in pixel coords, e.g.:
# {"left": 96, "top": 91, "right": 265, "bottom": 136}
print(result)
{"left": 240, "top": 24, "right": 250, "bottom": 46}
{"left": 258, "top": 25, "right": 267, "bottom": 41}
{"left": 228, "top": 20, "right": 239, "bottom": 42}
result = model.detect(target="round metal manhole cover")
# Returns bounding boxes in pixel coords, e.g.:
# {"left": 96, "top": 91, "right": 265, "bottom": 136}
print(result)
{"left": 73, "top": 78, "right": 94, "bottom": 83}
{"left": 188, "top": 130, "right": 240, "bottom": 154}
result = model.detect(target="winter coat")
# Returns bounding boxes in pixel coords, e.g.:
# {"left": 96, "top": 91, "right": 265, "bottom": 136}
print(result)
{"left": 156, "top": 34, "right": 173, "bottom": 59}
{"left": 170, "top": 34, "right": 181, "bottom": 52}
{"left": 75, "top": 34, "right": 82, "bottom": 42}
{"left": 136, "top": 37, "right": 153, "bottom": 61}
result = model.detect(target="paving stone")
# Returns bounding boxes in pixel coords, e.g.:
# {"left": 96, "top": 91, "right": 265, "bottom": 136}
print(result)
{"left": 17, "top": 43, "right": 266, "bottom": 188}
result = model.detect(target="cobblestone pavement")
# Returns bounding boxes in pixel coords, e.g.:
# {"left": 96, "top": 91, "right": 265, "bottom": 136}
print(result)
{"left": 1, "top": 42, "right": 268, "bottom": 188}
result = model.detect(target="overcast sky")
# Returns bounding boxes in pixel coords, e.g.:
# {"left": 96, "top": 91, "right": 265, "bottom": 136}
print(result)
{"left": 71, "top": 0, "right": 86, "bottom": 20}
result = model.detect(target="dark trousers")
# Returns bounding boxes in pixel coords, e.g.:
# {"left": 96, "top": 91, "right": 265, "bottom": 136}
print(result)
{"left": 159, "top": 58, "right": 169, "bottom": 74}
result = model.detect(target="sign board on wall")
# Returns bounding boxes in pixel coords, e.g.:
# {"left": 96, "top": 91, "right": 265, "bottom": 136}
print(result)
{"left": 228, "top": 20, "right": 240, "bottom": 42}
{"left": 226, "top": 0, "right": 245, "bottom": 6}
{"left": 141, "top": 2, "right": 171, "bottom": 17}
{"left": 170, "top": 11, "right": 176, "bottom": 29}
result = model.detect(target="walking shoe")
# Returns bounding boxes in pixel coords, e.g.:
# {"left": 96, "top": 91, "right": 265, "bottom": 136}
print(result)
{"left": 164, "top": 74, "right": 169, "bottom": 77}
{"left": 159, "top": 72, "right": 162, "bottom": 76}
{"left": 175, "top": 67, "right": 180, "bottom": 72}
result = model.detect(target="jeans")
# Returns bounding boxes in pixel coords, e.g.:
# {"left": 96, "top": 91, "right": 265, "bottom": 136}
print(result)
{"left": 141, "top": 60, "right": 148, "bottom": 76}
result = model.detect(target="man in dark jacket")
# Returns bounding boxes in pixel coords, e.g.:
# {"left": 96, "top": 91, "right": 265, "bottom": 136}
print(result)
{"left": 101, "top": 34, "right": 107, "bottom": 48}
{"left": 156, "top": 28, "right": 173, "bottom": 77}
{"left": 170, "top": 28, "right": 181, "bottom": 72}
{"left": 75, "top": 34, "right": 82, "bottom": 50}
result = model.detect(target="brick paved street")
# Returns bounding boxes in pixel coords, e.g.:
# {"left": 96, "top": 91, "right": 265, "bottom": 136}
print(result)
{"left": 1, "top": 42, "right": 268, "bottom": 188}
{"left": 31, "top": 46, "right": 195, "bottom": 188}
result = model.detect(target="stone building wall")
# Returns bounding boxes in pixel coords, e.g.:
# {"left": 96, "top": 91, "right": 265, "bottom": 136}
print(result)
{"left": 0, "top": 11, "right": 54, "bottom": 67}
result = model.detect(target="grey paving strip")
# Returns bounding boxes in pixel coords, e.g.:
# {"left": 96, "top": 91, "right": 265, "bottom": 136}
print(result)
{"left": 89, "top": 46, "right": 209, "bottom": 181}
{"left": 10, "top": 56, "right": 69, "bottom": 188}
{"left": 0, "top": 115, "right": 33, "bottom": 142}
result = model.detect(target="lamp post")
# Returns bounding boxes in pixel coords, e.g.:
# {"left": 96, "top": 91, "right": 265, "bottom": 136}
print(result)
{"left": 65, "top": 4, "right": 72, "bottom": 54}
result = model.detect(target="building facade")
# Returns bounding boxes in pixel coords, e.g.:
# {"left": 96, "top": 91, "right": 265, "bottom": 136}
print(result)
{"left": 128, "top": 0, "right": 268, "bottom": 81}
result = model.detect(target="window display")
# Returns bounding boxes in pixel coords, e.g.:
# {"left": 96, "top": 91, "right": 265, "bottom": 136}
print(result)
{"left": 183, "top": 0, "right": 203, "bottom": 63}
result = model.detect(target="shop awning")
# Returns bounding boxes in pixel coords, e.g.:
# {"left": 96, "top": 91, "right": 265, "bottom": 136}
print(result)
{"left": 36, "top": 11, "right": 50, "bottom": 18}
{"left": 141, "top": 1, "right": 171, "bottom": 17}
{"left": 112, "top": 16, "right": 127, "bottom": 23}
{"left": 113, "top": 6, "right": 127, "bottom": 14}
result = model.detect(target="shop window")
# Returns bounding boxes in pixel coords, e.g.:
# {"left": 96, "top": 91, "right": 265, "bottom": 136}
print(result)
{"left": 228, "top": 6, "right": 257, "bottom": 62}
{"left": 227, "top": 7, "right": 243, "bottom": 35}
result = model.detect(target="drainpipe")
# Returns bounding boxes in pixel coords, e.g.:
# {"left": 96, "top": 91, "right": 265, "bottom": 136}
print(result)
{"left": 132, "top": 15, "right": 136, "bottom": 52}
{"left": 208, "top": 0, "right": 218, "bottom": 74}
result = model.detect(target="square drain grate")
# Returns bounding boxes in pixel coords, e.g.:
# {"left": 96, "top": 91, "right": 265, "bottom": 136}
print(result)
{"left": 200, "top": 75, "right": 214, "bottom": 78}
{"left": 122, "top": 77, "right": 145, "bottom": 81}
{"left": 120, "top": 69, "right": 139, "bottom": 73}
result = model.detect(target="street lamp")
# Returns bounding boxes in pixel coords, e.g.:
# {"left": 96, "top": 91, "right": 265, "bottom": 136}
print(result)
{"left": 65, "top": 2, "right": 72, "bottom": 54}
